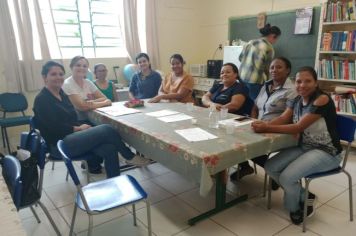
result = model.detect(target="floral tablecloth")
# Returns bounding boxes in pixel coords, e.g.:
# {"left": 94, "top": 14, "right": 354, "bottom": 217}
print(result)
{"left": 89, "top": 102, "right": 297, "bottom": 196}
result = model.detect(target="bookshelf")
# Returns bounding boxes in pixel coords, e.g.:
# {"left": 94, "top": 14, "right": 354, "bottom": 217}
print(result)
{"left": 315, "top": 0, "right": 356, "bottom": 117}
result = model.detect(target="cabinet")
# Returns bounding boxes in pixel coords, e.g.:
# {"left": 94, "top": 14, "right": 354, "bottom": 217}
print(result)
{"left": 315, "top": 0, "right": 356, "bottom": 116}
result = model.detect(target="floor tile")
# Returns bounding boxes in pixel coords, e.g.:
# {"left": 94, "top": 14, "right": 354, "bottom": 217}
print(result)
{"left": 274, "top": 224, "right": 320, "bottom": 236}
{"left": 326, "top": 187, "right": 356, "bottom": 216}
{"left": 44, "top": 182, "right": 77, "bottom": 208}
{"left": 150, "top": 172, "right": 198, "bottom": 195}
{"left": 76, "top": 214, "right": 152, "bottom": 236}
{"left": 303, "top": 204, "right": 356, "bottom": 236}
{"left": 135, "top": 197, "right": 199, "bottom": 236}
{"left": 211, "top": 201, "right": 290, "bottom": 236}
{"left": 18, "top": 191, "right": 56, "bottom": 220}
{"left": 58, "top": 203, "right": 130, "bottom": 233}
{"left": 21, "top": 209, "right": 70, "bottom": 236}
{"left": 174, "top": 219, "right": 236, "bottom": 236}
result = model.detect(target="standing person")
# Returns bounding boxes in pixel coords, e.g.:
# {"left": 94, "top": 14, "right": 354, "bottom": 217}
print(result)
{"left": 34, "top": 61, "right": 150, "bottom": 176}
{"left": 202, "top": 62, "right": 253, "bottom": 115}
{"left": 129, "top": 53, "right": 162, "bottom": 100}
{"left": 251, "top": 66, "right": 342, "bottom": 225}
{"left": 62, "top": 56, "right": 111, "bottom": 123}
{"left": 94, "top": 63, "right": 118, "bottom": 102}
{"left": 231, "top": 57, "right": 296, "bottom": 183}
{"left": 148, "top": 54, "right": 194, "bottom": 103}
{"left": 239, "top": 24, "right": 281, "bottom": 100}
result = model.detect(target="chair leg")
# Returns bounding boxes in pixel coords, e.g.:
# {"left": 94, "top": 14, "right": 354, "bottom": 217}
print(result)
{"left": 38, "top": 201, "right": 61, "bottom": 236}
{"left": 1, "top": 127, "right": 6, "bottom": 148}
{"left": 303, "top": 179, "right": 310, "bottom": 233}
{"left": 253, "top": 162, "right": 257, "bottom": 174}
{"left": 267, "top": 177, "right": 272, "bottom": 209}
{"left": 66, "top": 170, "right": 69, "bottom": 181}
{"left": 146, "top": 200, "right": 152, "bottom": 236}
{"left": 132, "top": 204, "right": 137, "bottom": 226}
{"left": 69, "top": 205, "right": 77, "bottom": 236}
{"left": 84, "top": 161, "right": 90, "bottom": 183}
{"left": 51, "top": 161, "right": 55, "bottom": 170}
{"left": 30, "top": 205, "right": 41, "bottom": 223}
{"left": 263, "top": 173, "right": 267, "bottom": 197}
{"left": 344, "top": 170, "right": 354, "bottom": 221}
{"left": 88, "top": 215, "right": 93, "bottom": 236}
{"left": 4, "top": 128, "right": 11, "bottom": 154}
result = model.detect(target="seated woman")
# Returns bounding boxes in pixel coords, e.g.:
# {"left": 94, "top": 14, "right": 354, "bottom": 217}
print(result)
{"left": 148, "top": 54, "right": 194, "bottom": 103}
{"left": 231, "top": 57, "right": 297, "bottom": 182}
{"left": 62, "top": 56, "right": 112, "bottom": 123}
{"left": 33, "top": 61, "right": 150, "bottom": 176}
{"left": 251, "top": 66, "right": 342, "bottom": 225}
{"left": 202, "top": 62, "right": 253, "bottom": 115}
{"left": 129, "top": 53, "right": 162, "bottom": 100}
{"left": 94, "top": 63, "right": 118, "bottom": 102}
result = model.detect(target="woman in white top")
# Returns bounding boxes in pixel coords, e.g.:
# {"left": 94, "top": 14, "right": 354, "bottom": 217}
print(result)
{"left": 62, "top": 56, "right": 111, "bottom": 122}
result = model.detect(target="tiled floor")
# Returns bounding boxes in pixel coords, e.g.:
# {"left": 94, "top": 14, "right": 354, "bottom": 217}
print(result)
{"left": 3, "top": 137, "right": 356, "bottom": 236}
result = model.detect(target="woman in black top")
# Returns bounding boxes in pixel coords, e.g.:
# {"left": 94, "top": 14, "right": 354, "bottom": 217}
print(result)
{"left": 33, "top": 61, "right": 149, "bottom": 177}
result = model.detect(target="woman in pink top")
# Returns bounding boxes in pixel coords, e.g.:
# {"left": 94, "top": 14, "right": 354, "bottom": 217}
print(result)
{"left": 148, "top": 54, "right": 194, "bottom": 103}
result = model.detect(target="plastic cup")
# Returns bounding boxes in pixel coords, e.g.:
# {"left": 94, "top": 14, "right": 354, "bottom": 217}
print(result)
{"left": 225, "top": 122, "right": 235, "bottom": 134}
{"left": 186, "top": 102, "right": 194, "bottom": 111}
{"left": 220, "top": 107, "right": 228, "bottom": 119}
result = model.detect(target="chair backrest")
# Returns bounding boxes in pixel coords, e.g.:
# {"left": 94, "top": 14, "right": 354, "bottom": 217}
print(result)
{"left": 2, "top": 155, "right": 22, "bottom": 209}
{"left": 0, "top": 93, "right": 28, "bottom": 113}
{"left": 20, "top": 130, "right": 47, "bottom": 170}
{"left": 336, "top": 115, "right": 356, "bottom": 169}
{"left": 57, "top": 140, "right": 81, "bottom": 186}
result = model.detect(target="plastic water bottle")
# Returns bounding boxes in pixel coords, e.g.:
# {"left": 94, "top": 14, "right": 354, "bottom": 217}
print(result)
{"left": 208, "top": 104, "right": 219, "bottom": 129}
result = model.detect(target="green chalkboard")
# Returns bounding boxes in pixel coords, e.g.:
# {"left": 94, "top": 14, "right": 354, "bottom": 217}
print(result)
{"left": 229, "top": 7, "right": 320, "bottom": 76}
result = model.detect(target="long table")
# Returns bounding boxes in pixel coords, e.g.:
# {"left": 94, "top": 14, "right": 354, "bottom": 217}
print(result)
{"left": 89, "top": 102, "right": 297, "bottom": 224}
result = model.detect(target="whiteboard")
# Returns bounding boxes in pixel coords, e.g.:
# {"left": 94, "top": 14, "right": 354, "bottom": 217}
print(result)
{"left": 223, "top": 46, "right": 243, "bottom": 69}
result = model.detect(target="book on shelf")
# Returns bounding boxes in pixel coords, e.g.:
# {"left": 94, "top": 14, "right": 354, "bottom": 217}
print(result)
{"left": 318, "top": 59, "right": 356, "bottom": 80}
{"left": 331, "top": 94, "right": 356, "bottom": 114}
{"left": 334, "top": 85, "right": 356, "bottom": 94}
{"left": 324, "top": 0, "right": 356, "bottom": 22}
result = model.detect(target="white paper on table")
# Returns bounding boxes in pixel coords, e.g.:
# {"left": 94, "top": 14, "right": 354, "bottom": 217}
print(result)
{"left": 175, "top": 128, "right": 218, "bottom": 142}
{"left": 145, "top": 109, "right": 180, "bottom": 117}
{"left": 218, "top": 118, "right": 253, "bottom": 127}
{"left": 96, "top": 105, "right": 141, "bottom": 116}
{"left": 158, "top": 113, "right": 193, "bottom": 123}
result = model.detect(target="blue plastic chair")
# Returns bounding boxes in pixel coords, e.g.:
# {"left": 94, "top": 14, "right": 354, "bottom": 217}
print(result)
{"left": 0, "top": 93, "right": 31, "bottom": 153}
{"left": 57, "top": 140, "right": 152, "bottom": 236}
{"left": 2, "top": 130, "right": 60, "bottom": 235}
{"left": 267, "top": 115, "right": 355, "bottom": 232}
{"left": 29, "top": 117, "right": 91, "bottom": 183}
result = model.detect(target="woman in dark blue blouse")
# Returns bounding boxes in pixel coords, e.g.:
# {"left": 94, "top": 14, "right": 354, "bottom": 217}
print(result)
{"left": 202, "top": 63, "right": 253, "bottom": 115}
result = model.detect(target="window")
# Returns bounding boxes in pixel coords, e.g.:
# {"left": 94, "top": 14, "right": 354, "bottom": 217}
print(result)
{"left": 39, "top": 0, "right": 126, "bottom": 58}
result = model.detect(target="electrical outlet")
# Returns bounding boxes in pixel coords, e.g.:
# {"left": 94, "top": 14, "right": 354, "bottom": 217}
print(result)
{"left": 218, "top": 44, "right": 223, "bottom": 50}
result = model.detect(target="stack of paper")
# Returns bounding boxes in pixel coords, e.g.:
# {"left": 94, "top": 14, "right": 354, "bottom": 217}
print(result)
{"left": 146, "top": 109, "right": 193, "bottom": 123}
{"left": 175, "top": 128, "right": 217, "bottom": 142}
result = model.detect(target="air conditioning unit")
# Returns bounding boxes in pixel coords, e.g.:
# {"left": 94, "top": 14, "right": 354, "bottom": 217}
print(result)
{"left": 190, "top": 64, "right": 207, "bottom": 77}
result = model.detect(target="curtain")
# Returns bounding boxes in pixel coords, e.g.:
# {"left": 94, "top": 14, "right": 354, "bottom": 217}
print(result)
{"left": 0, "top": 0, "right": 23, "bottom": 92}
{"left": 123, "top": 0, "right": 142, "bottom": 63}
{"left": 13, "top": 0, "right": 50, "bottom": 91}
{"left": 0, "top": 0, "right": 50, "bottom": 92}
{"left": 145, "top": 0, "right": 161, "bottom": 69}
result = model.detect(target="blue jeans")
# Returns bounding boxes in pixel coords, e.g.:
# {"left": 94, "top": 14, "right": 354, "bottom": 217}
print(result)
{"left": 264, "top": 145, "right": 341, "bottom": 212}
{"left": 245, "top": 82, "right": 263, "bottom": 100}
{"left": 63, "top": 124, "right": 135, "bottom": 178}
